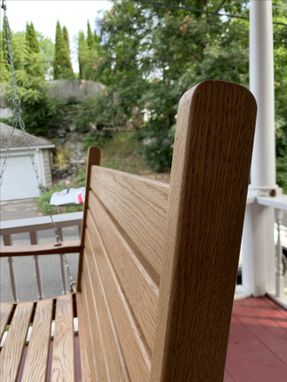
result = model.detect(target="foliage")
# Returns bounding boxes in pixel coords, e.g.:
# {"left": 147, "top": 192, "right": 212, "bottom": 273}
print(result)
{"left": 25, "top": 22, "right": 44, "bottom": 79}
{"left": 54, "top": 21, "right": 74, "bottom": 80}
{"left": 0, "top": 17, "right": 10, "bottom": 83}
{"left": 78, "top": 21, "right": 101, "bottom": 80}
{"left": 0, "top": 1, "right": 286, "bottom": 180}
{"left": 91, "top": 0, "right": 286, "bottom": 174}
{"left": 84, "top": 131, "right": 153, "bottom": 174}
{"left": 39, "top": 131, "right": 154, "bottom": 215}
{"left": 277, "top": 156, "right": 287, "bottom": 193}
{"left": 0, "top": 32, "right": 9, "bottom": 82}
{"left": 1, "top": 25, "right": 60, "bottom": 136}
{"left": 71, "top": 92, "right": 127, "bottom": 133}
{"left": 94, "top": 0, "right": 251, "bottom": 170}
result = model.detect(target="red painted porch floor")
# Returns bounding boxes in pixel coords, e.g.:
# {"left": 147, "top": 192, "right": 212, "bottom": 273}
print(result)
{"left": 224, "top": 297, "right": 287, "bottom": 382}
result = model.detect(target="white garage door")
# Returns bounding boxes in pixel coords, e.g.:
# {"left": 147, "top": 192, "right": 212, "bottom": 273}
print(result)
{"left": 0, "top": 153, "right": 42, "bottom": 201}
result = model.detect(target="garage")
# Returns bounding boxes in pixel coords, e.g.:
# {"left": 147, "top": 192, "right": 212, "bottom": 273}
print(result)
{"left": 0, "top": 122, "right": 54, "bottom": 201}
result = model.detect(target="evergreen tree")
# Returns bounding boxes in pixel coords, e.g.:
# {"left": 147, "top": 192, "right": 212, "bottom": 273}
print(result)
{"left": 25, "top": 22, "right": 40, "bottom": 53}
{"left": 87, "top": 21, "right": 95, "bottom": 49}
{"left": 53, "top": 21, "right": 74, "bottom": 80}
{"left": 78, "top": 21, "right": 101, "bottom": 80}
{"left": 25, "top": 22, "right": 44, "bottom": 78}
{"left": 0, "top": 18, "right": 10, "bottom": 82}
{"left": 78, "top": 31, "right": 88, "bottom": 79}
{"left": 63, "top": 26, "right": 71, "bottom": 56}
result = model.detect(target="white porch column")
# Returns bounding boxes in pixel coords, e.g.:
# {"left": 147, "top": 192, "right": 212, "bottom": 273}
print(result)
{"left": 242, "top": 0, "right": 277, "bottom": 296}
{"left": 250, "top": 0, "right": 276, "bottom": 186}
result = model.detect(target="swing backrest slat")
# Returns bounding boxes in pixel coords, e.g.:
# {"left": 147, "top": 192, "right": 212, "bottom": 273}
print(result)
{"left": 77, "top": 80, "right": 257, "bottom": 381}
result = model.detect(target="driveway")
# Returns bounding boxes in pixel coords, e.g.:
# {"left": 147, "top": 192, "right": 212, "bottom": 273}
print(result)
{"left": 0, "top": 198, "right": 40, "bottom": 221}
{"left": 1, "top": 198, "right": 79, "bottom": 302}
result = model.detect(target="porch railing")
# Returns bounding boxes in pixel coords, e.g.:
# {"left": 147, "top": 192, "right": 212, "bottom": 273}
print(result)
{"left": 0, "top": 212, "right": 82, "bottom": 302}
{"left": 257, "top": 195, "right": 287, "bottom": 305}
{"left": 1, "top": 196, "right": 286, "bottom": 306}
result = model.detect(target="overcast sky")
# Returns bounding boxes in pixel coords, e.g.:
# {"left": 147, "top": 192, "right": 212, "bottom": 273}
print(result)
{"left": 1, "top": 0, "right": 112, "bottom": 71}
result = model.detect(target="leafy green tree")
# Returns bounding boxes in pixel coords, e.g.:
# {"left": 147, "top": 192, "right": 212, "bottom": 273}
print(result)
{"left": 87, "top": 21, "right": 95, "bottom": 50}
{"left": 54, "top": 21, "right": 74, "bottom": 80}
{"left": 78, "top": 30, "right": 89, "bottom": 79}
{"left": 94, "top": 0, "right": 286, "bottom": 173}
{"left": 25, "top": 22, "right": 44, "bottom": 78}
{"left": 37, "top": 33, "right": 54, "bottom": 80}
{"left": 63, "top": 26, "right": 71, "bottom": 58}
{"left": 78, "top": 21, "right": 101, "bottom": 80}
{"left": 25, "top": 22, "right": 40, "bottom": 53}
{"left": 273, "top": 0, "right": 287, "bottom": 191}
{"left": 0, "top": 31, "right": 10, "bottom": 83}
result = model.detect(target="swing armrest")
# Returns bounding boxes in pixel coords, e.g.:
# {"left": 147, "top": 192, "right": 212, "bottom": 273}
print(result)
{"left": 0, "top": 240, "right": 81, "bottom": 257}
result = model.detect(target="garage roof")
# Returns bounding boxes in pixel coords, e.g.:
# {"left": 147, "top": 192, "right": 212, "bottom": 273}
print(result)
{"left": 0, "top": 122, "right": 55, "bottom": 150}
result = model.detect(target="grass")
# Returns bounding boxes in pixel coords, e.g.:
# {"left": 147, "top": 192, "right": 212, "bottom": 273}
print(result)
{"left": 39, "top": 131, "right": 168, "bottom": 215}
{"left": 38, "top": 184, "right": 84, "bottom": 216}
{"left": 100, "top": 132, "right": 152, "bottom": 175}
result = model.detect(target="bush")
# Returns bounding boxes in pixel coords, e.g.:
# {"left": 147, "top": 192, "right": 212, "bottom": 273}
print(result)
{"left": 138, "top": 124, "right": 175, "bottom": 172}
{"left": 71, "top": 93, "right": 127, "bottom": 133}
{"left": 277, "top": 156, "right": 287, "bottom": 193}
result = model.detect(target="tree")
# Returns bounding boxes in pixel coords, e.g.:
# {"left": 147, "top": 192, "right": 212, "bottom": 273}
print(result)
{"left": 94, "top": 0, "right": 286, "bottom": 173}
{"left": 37, "top": 33, "right": 54, "bottom": 80}
{"left": 78, "top": 30, "right": 88, "bottom": 79}
{"left": 78, "top": 21, "right": 101, "bottom": 80}
{"left": 54, "top": 21, "right": 74, "bottom": 80}
{"left": 87, "top": 21, "right": 95, "bottom": 50}
{"left": 25, "top": 22, "right": 44, "bottom": 79}
{"left": 0, "top": 26, "right": 10, "bottom": 83}
{"left": 63, "top": 26, "right": 71, "bottom": 57}
{"left": 25, "top": 22, "right": 40, "bottom": 53}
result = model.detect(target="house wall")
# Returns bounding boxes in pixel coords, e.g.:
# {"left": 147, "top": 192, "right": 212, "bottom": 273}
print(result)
{"left": 42, "top": 149, "right": 53, "bottom": 188}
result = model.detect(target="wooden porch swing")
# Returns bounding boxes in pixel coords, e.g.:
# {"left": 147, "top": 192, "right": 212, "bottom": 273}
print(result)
{"left": 0, "top": 80, "right": 257, "bottom": 381}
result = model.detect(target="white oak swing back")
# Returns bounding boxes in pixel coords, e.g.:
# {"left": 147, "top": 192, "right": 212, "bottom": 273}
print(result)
{"left": 0, "top": 80, "right": 257, "bottom": 381}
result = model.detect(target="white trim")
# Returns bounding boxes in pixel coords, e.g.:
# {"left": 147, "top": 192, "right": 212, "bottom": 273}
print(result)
{"left": 267, "top": 293, "right": 287, "bottom": 310}
{"left": 234, "top": 285, "right": 252, "bottom": 301}
{"left": 0, "top": 145, "right": 54, "bottom": 152}
{"left": 257, "top": 195, "right": 287, "bottom": 211}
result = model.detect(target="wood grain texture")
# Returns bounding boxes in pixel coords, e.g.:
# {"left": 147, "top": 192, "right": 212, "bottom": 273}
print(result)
{"left": 76, "top": 292, "right": 97, "bottom": 382}
{"left": 77, "top": 146, "right": 101, "bottom": 291}
{"left": 0, "top": 302, "right": 33, "bottom": 381}
{"left": 0, "top": 303, "right": 13, "bottom": 339}
{"left": 51, "top": 294, "right": 75, "bottom": 382}
{"left": 81, "top": 250, "right": 114, "bottom": 382}
{"left": 84, "top": 222, "right": 150, "bottom": 381}
{"left": 150, "top": 81, "right": 257, "bottom": 382}
{"left": 87, "top": 192, "right": 159, "bottom": 351}
{"left": 90, "top": 166, "right": 169, "bottom": 279}
{"left": 0, "top": 240, "right": 80, "bottom": 257}
{"left": 21, "top": 299, "right": 53, "bottom": 382}
{"left": 83, "top": 241, "right": 129, "bottom": 382}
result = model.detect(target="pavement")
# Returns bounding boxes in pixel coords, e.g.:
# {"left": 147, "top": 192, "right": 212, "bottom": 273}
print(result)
{"left": 0, "top": 198, "right": 40, "bottom": 221}
{"left": 0, "top": 198, "right": 79, "bottom": 302}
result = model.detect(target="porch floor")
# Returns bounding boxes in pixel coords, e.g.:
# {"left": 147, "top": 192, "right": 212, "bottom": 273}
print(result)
{"left": 224, "top": 297, "right": 287, "bottom": 382}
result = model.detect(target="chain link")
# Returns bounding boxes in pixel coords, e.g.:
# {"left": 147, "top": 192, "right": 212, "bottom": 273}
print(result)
{"left": 63, "top": 254, "right": 76, "bottom": 292}
{"left": 0, "top": 0, "right": 61, "bottom": 245}
{"left": 1, "top": 0, "right": 78, "bottom": 290}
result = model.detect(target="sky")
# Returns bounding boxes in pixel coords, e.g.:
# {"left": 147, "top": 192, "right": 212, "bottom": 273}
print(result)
{"left": 0, "top": 0, "right": 112, "bottom": 72}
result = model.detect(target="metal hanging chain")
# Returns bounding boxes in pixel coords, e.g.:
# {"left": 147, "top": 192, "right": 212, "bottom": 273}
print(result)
{"left": 0, "top": 0, "right": 18, "bottom": 185}
{"left": 64, "top": 255, "right": 76, "bottom": 292}
{"left": 1, "top": 0, "right": 62, "bottom": 246}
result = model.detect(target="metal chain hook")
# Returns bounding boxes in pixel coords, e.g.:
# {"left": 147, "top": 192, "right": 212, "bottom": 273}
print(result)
{"left": 1, "top": 0, "right": 7, "bottom": 11}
